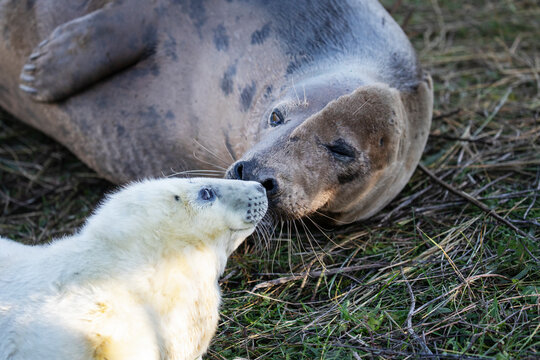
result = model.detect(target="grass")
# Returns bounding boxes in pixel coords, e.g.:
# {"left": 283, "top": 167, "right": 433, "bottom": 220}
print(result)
{"left": 1, "top": 0, "right": 539, "bottom": 359}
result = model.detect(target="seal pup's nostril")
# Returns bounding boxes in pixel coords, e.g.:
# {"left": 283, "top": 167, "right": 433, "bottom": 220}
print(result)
{"left": 261, "top": 177, "right": 278, "bottom": 196}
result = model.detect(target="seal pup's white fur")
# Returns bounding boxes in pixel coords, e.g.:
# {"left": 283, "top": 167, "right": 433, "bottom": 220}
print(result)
{"left": 0, "top": 178, "right": 267, "bottom": 360}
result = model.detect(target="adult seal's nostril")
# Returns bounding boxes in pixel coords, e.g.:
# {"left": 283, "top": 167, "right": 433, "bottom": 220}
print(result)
{"left": 228, "top": 160, "right": 257, "bottom": 181}
{"left": 231, "top": 161, "right": 245, "bottom": 180}
{"left": 261, "top": 177, "right": 278, "bottom": 196}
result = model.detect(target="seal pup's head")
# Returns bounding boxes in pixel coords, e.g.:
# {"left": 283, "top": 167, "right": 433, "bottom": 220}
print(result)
{"left": 84, "top": 178, "right": 268, "bottom": 260}
{"left": 226, "top": 73, "right": 432, "bottom": 223}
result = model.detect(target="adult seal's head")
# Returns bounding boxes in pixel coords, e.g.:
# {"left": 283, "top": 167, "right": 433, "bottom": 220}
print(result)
{"left": 227, "top": 71, "right": 433, "bottom": 223}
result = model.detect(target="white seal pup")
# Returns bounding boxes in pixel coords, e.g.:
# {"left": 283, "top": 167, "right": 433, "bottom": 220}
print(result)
{"left": 0, "top": 177, "right": 268, "bottom": 360}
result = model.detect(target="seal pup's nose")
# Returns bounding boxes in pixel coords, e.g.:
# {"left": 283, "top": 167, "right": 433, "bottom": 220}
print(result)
{"left": 255, "top": 182, "right": 266, "bottom": 195}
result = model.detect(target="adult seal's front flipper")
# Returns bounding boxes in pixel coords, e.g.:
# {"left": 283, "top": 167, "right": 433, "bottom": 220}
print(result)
{"left": 19, "top": 0, "right": 158, "bottom": 102}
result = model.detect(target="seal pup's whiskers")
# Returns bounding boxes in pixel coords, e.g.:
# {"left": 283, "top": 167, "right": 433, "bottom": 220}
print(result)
{"left": 260, "top": 213, "right": 278, "bottom": 250}
{"left": 254, "top": 220, "right": 270, "bottom": 250}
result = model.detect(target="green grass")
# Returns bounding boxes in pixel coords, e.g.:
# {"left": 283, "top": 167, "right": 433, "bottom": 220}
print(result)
{"left": 1, "top": 0, "right": 539, "bottom": 359}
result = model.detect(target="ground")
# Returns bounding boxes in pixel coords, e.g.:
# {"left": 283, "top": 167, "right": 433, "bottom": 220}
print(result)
{"left": 0, "top": 0, "right": 538, "bottom": 359}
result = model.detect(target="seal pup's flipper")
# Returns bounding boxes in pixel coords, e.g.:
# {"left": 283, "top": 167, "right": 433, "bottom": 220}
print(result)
{"left": 19, "top": 0, "right": 158, "bottom": 102}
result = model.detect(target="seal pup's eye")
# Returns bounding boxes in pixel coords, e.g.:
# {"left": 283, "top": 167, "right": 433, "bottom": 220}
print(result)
{"left": 174, "top": 195, "right": 180, "bottom": 201}
{"left": 198, "top": 188, "right": 215, "bottom": 201}
{"left": 269, "top": 109, "right": 284, "bottom": 127}
{"left": 324, "top": 139, "right": 356, "bottom": 162}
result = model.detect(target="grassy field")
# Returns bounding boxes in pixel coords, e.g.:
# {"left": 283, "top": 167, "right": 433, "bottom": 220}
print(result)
{"left": 1, "top": 0, "right": 539, "bottom": 359}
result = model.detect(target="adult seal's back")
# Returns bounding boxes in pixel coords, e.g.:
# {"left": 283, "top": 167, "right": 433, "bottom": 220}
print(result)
{"left": 0, "top": 0, "right": 433, "bottom": 223}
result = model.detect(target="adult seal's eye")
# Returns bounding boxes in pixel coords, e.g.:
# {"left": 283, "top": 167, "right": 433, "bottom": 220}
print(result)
{"left": 199, "top": 188, "right": 215, "bottom": 201}
{"left": 269, "top": 109, "right": 284, "bottom": 127}
{"left": 324, "top": 139, "right": 356, "bottom": 162}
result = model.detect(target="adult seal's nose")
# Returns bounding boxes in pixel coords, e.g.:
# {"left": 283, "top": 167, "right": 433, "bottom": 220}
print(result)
{"left": 227, "top": 160, "right": 279, "bottom": 197}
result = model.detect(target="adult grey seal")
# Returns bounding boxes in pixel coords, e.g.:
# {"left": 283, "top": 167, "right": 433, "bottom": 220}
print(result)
{"left": 0, "top": 0, "right": 432, "bottom": 223}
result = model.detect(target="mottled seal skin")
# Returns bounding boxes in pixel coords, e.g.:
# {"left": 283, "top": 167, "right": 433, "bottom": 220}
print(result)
{"left": 0, "top": 0, "right": 433, "bottom": 223}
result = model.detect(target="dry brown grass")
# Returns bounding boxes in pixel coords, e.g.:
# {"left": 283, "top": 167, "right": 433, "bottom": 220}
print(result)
{"left": 1, "top": 0, "right": 539, "bottom": 359}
